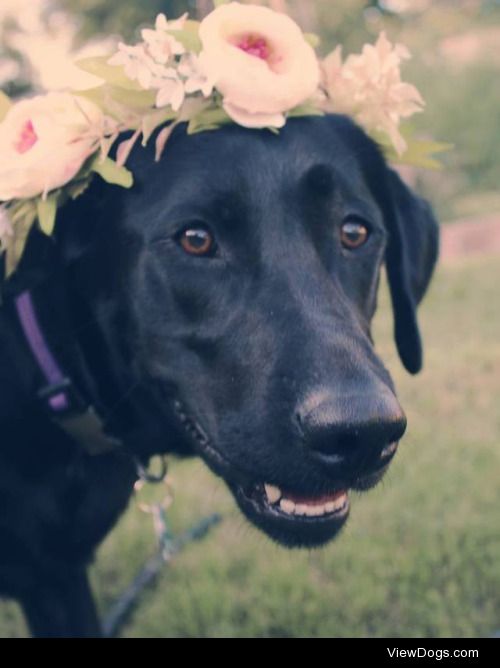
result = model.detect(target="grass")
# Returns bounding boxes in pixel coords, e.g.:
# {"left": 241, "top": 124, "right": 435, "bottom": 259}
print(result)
{"left": 1, "top": 255, "right": 499, "bottom": 637}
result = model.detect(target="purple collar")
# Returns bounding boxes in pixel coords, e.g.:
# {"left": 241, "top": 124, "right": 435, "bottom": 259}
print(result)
{"left": 15, "top": 290, "right": 72, "bottom": 413}
{"left": 15, "top": 289, "right": 121, "bottom": 455}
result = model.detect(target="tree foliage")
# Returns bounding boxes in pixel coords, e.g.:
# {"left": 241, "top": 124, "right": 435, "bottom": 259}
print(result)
{"left": 57, "top": 0, "right": 199, "bottom": 42}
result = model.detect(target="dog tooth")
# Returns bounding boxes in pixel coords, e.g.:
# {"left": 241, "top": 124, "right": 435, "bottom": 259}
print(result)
{"left": 280, "top": 499, "right": 296, "bottom": 515}
{"left": 294, "top": 504, "right": 308, "bottom": 516}
{"left": 325, "top": 494, "right": 348, "bottom": 513}
{"left": 381, "top": 442, "right": 398, "bottom": 458}
{"left": 264, "top": 484, "right": 282, "bottom": 504}
{"left": 334, "top": 494, "right": 348, "bottom": 510}
{"left": 304, "top": 504, "right": 326, "bottom": 517}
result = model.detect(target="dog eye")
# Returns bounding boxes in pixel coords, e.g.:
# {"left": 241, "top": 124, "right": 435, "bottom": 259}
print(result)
{"left": 340, "top": 219, "right": 370, "bottom": 250}
{"left": 177, "top": 225, "right": 216, "bottom": 257}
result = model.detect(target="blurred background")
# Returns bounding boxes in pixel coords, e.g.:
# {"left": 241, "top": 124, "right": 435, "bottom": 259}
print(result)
{"left": 1, "top": 0, "right": 499, "bottom": 637}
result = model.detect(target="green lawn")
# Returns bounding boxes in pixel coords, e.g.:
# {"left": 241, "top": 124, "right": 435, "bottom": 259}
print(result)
{"left": 1, "top": 254, "right": 499, "bottom": 638}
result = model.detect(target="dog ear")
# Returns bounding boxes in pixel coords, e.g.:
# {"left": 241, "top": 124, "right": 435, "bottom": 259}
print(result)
{"left": 383, "top": 169, "right": 439, "bottom": 374}
{"left": 323, "top": 114, "right": 438, "bottom": 374}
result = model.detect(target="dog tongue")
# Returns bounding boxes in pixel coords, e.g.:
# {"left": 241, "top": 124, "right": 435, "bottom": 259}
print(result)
{"left": 284, "top": 489, "right": 347, "bottom": 506}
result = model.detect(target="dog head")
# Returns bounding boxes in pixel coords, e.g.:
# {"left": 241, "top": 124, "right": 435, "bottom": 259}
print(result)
{"left": 56, "top": 114, "right": 438, "bottom": 547}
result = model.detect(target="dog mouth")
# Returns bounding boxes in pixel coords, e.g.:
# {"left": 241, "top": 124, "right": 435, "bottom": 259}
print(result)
{"left": 229, "top": 480, "right": 352, "bottom": 548}
{"left": 228, "top": 452, "right": 396, "bottom": 547}
{"left": 170, "top": 398, "right": 394, "bottom": 547}
{"left": 239, "top": 482, "right": 349, "bottom": 520}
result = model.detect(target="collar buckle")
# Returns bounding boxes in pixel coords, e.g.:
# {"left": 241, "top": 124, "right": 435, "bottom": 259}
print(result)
{"left": 16, "top": 289, "right": 122, "bottom": 456}
{"left": 37, "top": 377, "right": 88, "bottom": 416}
{"left": 38, "top": 379, "right": 121, "bottom": 455}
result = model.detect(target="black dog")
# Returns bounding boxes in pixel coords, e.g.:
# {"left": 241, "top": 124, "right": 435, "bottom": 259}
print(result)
{"left": 0, "top": 115, "right": 438, "bottom": 637}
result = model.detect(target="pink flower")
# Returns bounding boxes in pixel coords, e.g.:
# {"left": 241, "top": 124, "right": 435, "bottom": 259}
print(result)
{"left": 0, "top": 93, "right": 103, "bottom": 201}
{"left": 198, "top": 2, "right": 320, "bottom": 128}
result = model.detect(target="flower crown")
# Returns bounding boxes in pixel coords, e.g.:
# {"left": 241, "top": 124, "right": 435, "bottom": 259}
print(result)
{"left": 0, "top": 0, "right": 449, "bottom": 275}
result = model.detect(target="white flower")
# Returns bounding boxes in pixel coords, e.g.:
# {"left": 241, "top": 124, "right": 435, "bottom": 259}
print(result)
{"left": 141, "top": 13, "right": 187, "bottom": 65}
{"left": 109, "top": 43, "right": 163, "bottom": 89}
{"left": 321, "top": 47, "right": 354, "bottom": 115}
{"left": 178, "top": 54, "right": 215, "bottom": 98}
{"left": 0, "top": 93, "right": 103, "bottom": 201}
{"left": 155, "top": 12, "right": 188, "bottom": 33}
{"left": 322, "top": 33, "right": 424, "bottom": 155}
{"left": 145, "top": 64, "right": 186, "bottom": 110}
{"left": 198, "top": 2, "right": 320, "bottom": 128}
{"left": 154, "top": 76, "right": 185, "bottom": 111}
{"left": 0, "top": 206, "right": 13, "bottom": 250}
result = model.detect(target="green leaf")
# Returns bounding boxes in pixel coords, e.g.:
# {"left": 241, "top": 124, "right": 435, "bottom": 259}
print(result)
{"left": 372, "top": 124, "right": 453, "bottom": 170}
{"left": 66, "top": 177, "right": 93, "bottom": 201}
{"left": 74, "top": 152, "right": 104, "bottom": 181}
{"left": 0, "top": 91, "right": 12, "bottom": 123}
{"left": 288, "top": 104, "right": 324, "bottom": 119}
{"left": 93, "top": 157, "right": 134, "bottom": 188}
{"left": 36, "top": 195, "right": 58, "bottom": 236}
{"left": 304, "top": 33, "right": 321, "bottom": 49}
{"left": 77, "top": 85, "right": 167, "bottom": 133}
{"left": 142, "top": 108, "right": 178, "bottom": 145}
{"left": 187, "top": 106, "right": 232, "bottom": 134}
{"left": 75, "top": 87, "right": 142, "bottom": 126}
{"left": 6, "top": 220, "right": 32, "bottom": 276}
{"left": 214, "top": 0, "right": 230, "bottom": 6}
{"left": 9, "top": 199, "right": 37, "bottom": 225}
{"left": 167, "top": 20, "right": 202, "bottom": 54}
{"left": 76, "top": 56, "right": 144, "bottom": 91}
{"left": 106, "top": 85, "right": 157, "bottom": 110}
{"left": 397, "top": 140, "right": 454, "bottom": 170}
{"left": 2, "top": 201, "right": 37, "bottom": 276}
{"left": 188, "top": 123, "right": 221, "bottom": 134}
{"left": 77, "top": 85, "right": 156, "bottom": 112}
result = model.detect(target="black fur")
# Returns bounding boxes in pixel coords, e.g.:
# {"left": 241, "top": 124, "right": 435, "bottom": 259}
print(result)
{"left": 0, "top": 115, "right": 438, "bottom": 636}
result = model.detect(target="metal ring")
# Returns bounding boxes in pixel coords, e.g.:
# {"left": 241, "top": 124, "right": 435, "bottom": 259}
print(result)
{"left": 136, "top": 481, "right": 174, "bottom": 514}
{"left": 134, "top": 473, "right": 174, "bottom": 514}
{"left": 134, "top": 455, "right": 168, "bottom": 484}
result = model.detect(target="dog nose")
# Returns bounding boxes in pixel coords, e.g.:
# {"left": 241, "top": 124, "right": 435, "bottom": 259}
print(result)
{"left": 296, "top": 388, "right": 407, "bottom": 468}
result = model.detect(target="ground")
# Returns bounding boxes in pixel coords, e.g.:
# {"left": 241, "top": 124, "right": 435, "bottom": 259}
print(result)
{"left": 1, "top": 244, "right": 499, "bottom": 638}
{"left": 441, "top": 215, "right": 500, "bottom": 262}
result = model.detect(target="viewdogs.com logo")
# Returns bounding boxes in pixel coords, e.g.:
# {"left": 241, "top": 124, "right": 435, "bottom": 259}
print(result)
{"left": 387, "top": 648, "right": 479, "bottom": 661}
